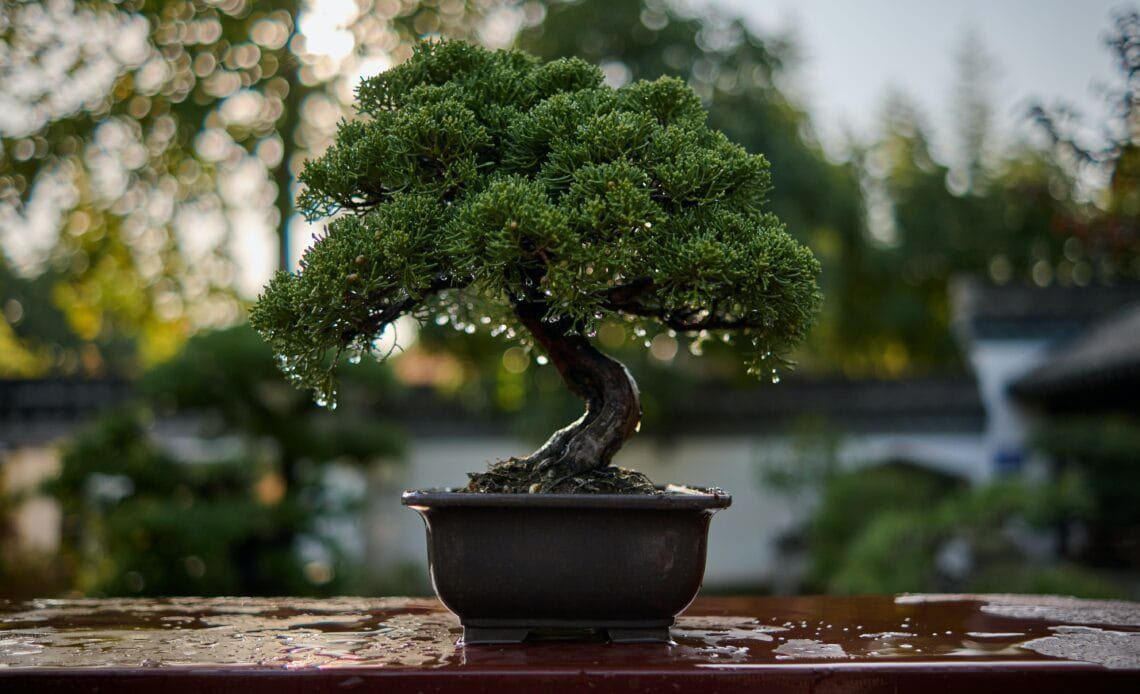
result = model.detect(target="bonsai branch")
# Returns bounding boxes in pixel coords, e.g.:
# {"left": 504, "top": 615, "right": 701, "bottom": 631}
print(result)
{"left": 345, "top": 275, "right": 471, "bottom": 345}
{"left": 514, "top": 300, "right": 641, "bottom": 476}
{"left": 601, "top": 297, "right": 768, "bottom": 332}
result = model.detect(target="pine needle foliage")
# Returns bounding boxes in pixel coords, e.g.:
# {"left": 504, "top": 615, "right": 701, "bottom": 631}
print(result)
{"left": 250, "top": 40, "right": 821, "bottom": 407}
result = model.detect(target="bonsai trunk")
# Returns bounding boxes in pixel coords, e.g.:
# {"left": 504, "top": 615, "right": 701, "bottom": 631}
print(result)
{"left": 514, "top": 300, "right": 641, "bottom": 475}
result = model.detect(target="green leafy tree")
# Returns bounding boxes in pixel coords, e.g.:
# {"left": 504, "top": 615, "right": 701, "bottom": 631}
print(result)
{"left": 0, "top": 0, "right": 495, "bottom": 374}
{"left": 251, "top": 41, "right": 821, "bottom": 492}
{"left": 802, "top": 459, "right": 1125, "bottom": 597}
{"left": 51, "top": 325, "right": 403, "bottom": 596}
{"left": 53, "top": 409, "right": 309, "bottom": 596}
{"left": 855, "top": 84, "right": 1087, "bottom": 373}
{"left": 1028, "top": 10, "right": 1140, "bottom": 281}
{"left": 1033, "top": 416, "right": 1140, "bottom": 569}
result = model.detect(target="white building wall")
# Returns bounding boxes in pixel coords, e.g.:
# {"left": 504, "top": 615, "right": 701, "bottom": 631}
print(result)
{"left": 366, "top": 429, "right": 986, "bottom": 591}
{"left": 0, "top": 446, "right": 62, "bottom": 554}
{"left": 837, "top": 433, "right": 990, "bottom": 483}
{"left": 966, "top": 338, "right": 1052, "bottom": 478}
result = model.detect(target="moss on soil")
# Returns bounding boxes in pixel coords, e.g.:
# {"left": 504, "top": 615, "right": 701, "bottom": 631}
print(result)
{"left": 465, "top": 459, "right": 658, "bottom": 494}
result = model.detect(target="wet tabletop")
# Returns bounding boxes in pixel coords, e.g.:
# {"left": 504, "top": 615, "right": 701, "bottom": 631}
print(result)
{"left": 1, "top": 594, "right": 1138, "bottom": 692}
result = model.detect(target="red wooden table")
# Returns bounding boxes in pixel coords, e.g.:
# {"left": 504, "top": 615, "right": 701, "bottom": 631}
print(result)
{"left": 1, "top": 594, "right": 1137, "bottom": 692}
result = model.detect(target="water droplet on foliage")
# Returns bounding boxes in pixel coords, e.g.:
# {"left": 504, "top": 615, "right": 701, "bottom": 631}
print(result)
{"left": 536, "top": 355, "right": 549, "bottom": 366}
{"left": 434, "top": 315, "right": 448, "bottom": 326}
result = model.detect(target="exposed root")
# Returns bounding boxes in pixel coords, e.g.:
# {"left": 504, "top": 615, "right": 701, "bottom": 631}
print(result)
{"left": 465, "top": 458, "right": 659, "bottom": 494}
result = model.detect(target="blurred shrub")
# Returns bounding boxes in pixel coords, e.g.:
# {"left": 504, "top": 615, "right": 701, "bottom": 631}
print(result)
{"left": 806, "top": 462, "right": 964, "bottom": 591}
{"left": 805, "top": 460, "right": 1126, "bottom": 597}
{"left": 47, "top": 324, "right": 403, "bottom": 597}
{"left": 51, "top": 408, "right": 314, "bottom": 595}
{"left": 969, "top": 563, "right": 1125, "bottom": 599}
{"left": 1033, "top": 415, "right": 1140, "bottom": 568}
{"left": 825, "top": 509, "right": 939, "bottom": 594}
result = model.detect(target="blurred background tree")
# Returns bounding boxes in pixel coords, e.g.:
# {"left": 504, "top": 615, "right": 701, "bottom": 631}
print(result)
{"left": 1031, "top": 11, "right": 1140, "bottom": 282}
{"left": 48, "top": 324, "right": 403, "bottom": 596}
{"left": 1033, "top": 416, "right": 1140, "bottom": 572}
{"left": 0, "top": 0, "right": 498, "bottom": 377}
{"left": 798, "top": 459, "right": 1126, "bottom": 597}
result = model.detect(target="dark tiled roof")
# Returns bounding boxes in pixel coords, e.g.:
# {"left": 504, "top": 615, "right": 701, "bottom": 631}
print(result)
{"left": 1, "top": 374, "right": 985, "bottom": 448}
{"left": 1011, "top": 303, "right": 1140, "bottom": 409}
{"left": 0, "top": 379, "right": 133, "bottom": 447}
{"left": 951, "top": 277, "right": 1140, "bottom": 341}
{"left": 662, "top": 377, "right": 984, "bottom": 434}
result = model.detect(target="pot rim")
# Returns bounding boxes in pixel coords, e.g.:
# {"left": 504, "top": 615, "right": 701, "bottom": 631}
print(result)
{"left": 401, "top": 487, "right": 731, "bottom": 510}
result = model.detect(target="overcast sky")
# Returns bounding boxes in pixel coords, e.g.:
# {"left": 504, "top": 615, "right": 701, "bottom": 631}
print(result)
{"left": 703, "top": 0, "right": 1125, "bottom": 160}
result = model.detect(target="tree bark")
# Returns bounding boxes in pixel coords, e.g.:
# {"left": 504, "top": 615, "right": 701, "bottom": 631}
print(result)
{"left": 513, "top": 300, "right": 641, "bottom": 475}
{"left": 272, "top": 18, "right": 310, "bottom": 273}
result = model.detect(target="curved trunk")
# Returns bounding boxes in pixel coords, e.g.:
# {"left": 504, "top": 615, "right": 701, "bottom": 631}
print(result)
{"left": 514, "top": 300, "right": 641, "bottom": 475}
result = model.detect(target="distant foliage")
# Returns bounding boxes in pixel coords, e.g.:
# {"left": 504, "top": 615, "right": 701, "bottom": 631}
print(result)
{"left": 0, "top": 0, "right": 493, "bottom": 376}
{"left": 52, "top": 409, "right": 312, "bottom": 596}
{"left": 48, "top": 326, "right": 404, "bottom": 597}
{"left": 804, "top": 461, "right": 1124, "bottom": 598}
{"left": 1033, "top": 416, "right": 1140, "bottom": 568}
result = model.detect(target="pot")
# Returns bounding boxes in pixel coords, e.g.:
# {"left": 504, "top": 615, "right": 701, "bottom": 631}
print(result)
{"left": 402, "top": 488, "right": 731, "bottom": 644}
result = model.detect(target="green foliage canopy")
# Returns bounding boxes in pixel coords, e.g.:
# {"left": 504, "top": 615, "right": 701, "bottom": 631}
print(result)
{"left": 251, "top": 41, "right": 821, "bottom": 406}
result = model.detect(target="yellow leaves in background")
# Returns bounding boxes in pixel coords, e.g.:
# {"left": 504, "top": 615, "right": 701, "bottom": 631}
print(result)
{"left": 0, "top": 318, "right": 51, "bottom": 377}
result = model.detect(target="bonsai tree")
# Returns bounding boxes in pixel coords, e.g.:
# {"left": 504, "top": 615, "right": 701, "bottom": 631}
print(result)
{"left": 251, "top": 41, "right": 821, "bottom": 493}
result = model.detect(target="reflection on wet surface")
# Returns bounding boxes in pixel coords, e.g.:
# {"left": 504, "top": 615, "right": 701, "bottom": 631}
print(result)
{"left": 772, "top": 638, "right": 847, "bottom": 659}
{"left": 1021, "top": 625, "right": 1140, "bottom": 670}
{"left": 0, "top": 598, "right": 460, "bottom": 669}
{"left": 0, "top": 595, "right": 1137, "bottom": 671}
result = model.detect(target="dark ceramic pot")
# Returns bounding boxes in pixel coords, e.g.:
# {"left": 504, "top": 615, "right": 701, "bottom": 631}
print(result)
{"left": 402, "top": 488, "right": 731, "bottom": 644}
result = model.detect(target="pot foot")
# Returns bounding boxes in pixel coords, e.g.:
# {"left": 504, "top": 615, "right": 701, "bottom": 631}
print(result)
{"left": 462, "top": 625, "right": 672, "bottom": 644}
{"left": 462, "top": 626, "right": 532, "bottom": 644}
{"left": 606, "top": 627, "right": 672, "bottom": 644}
